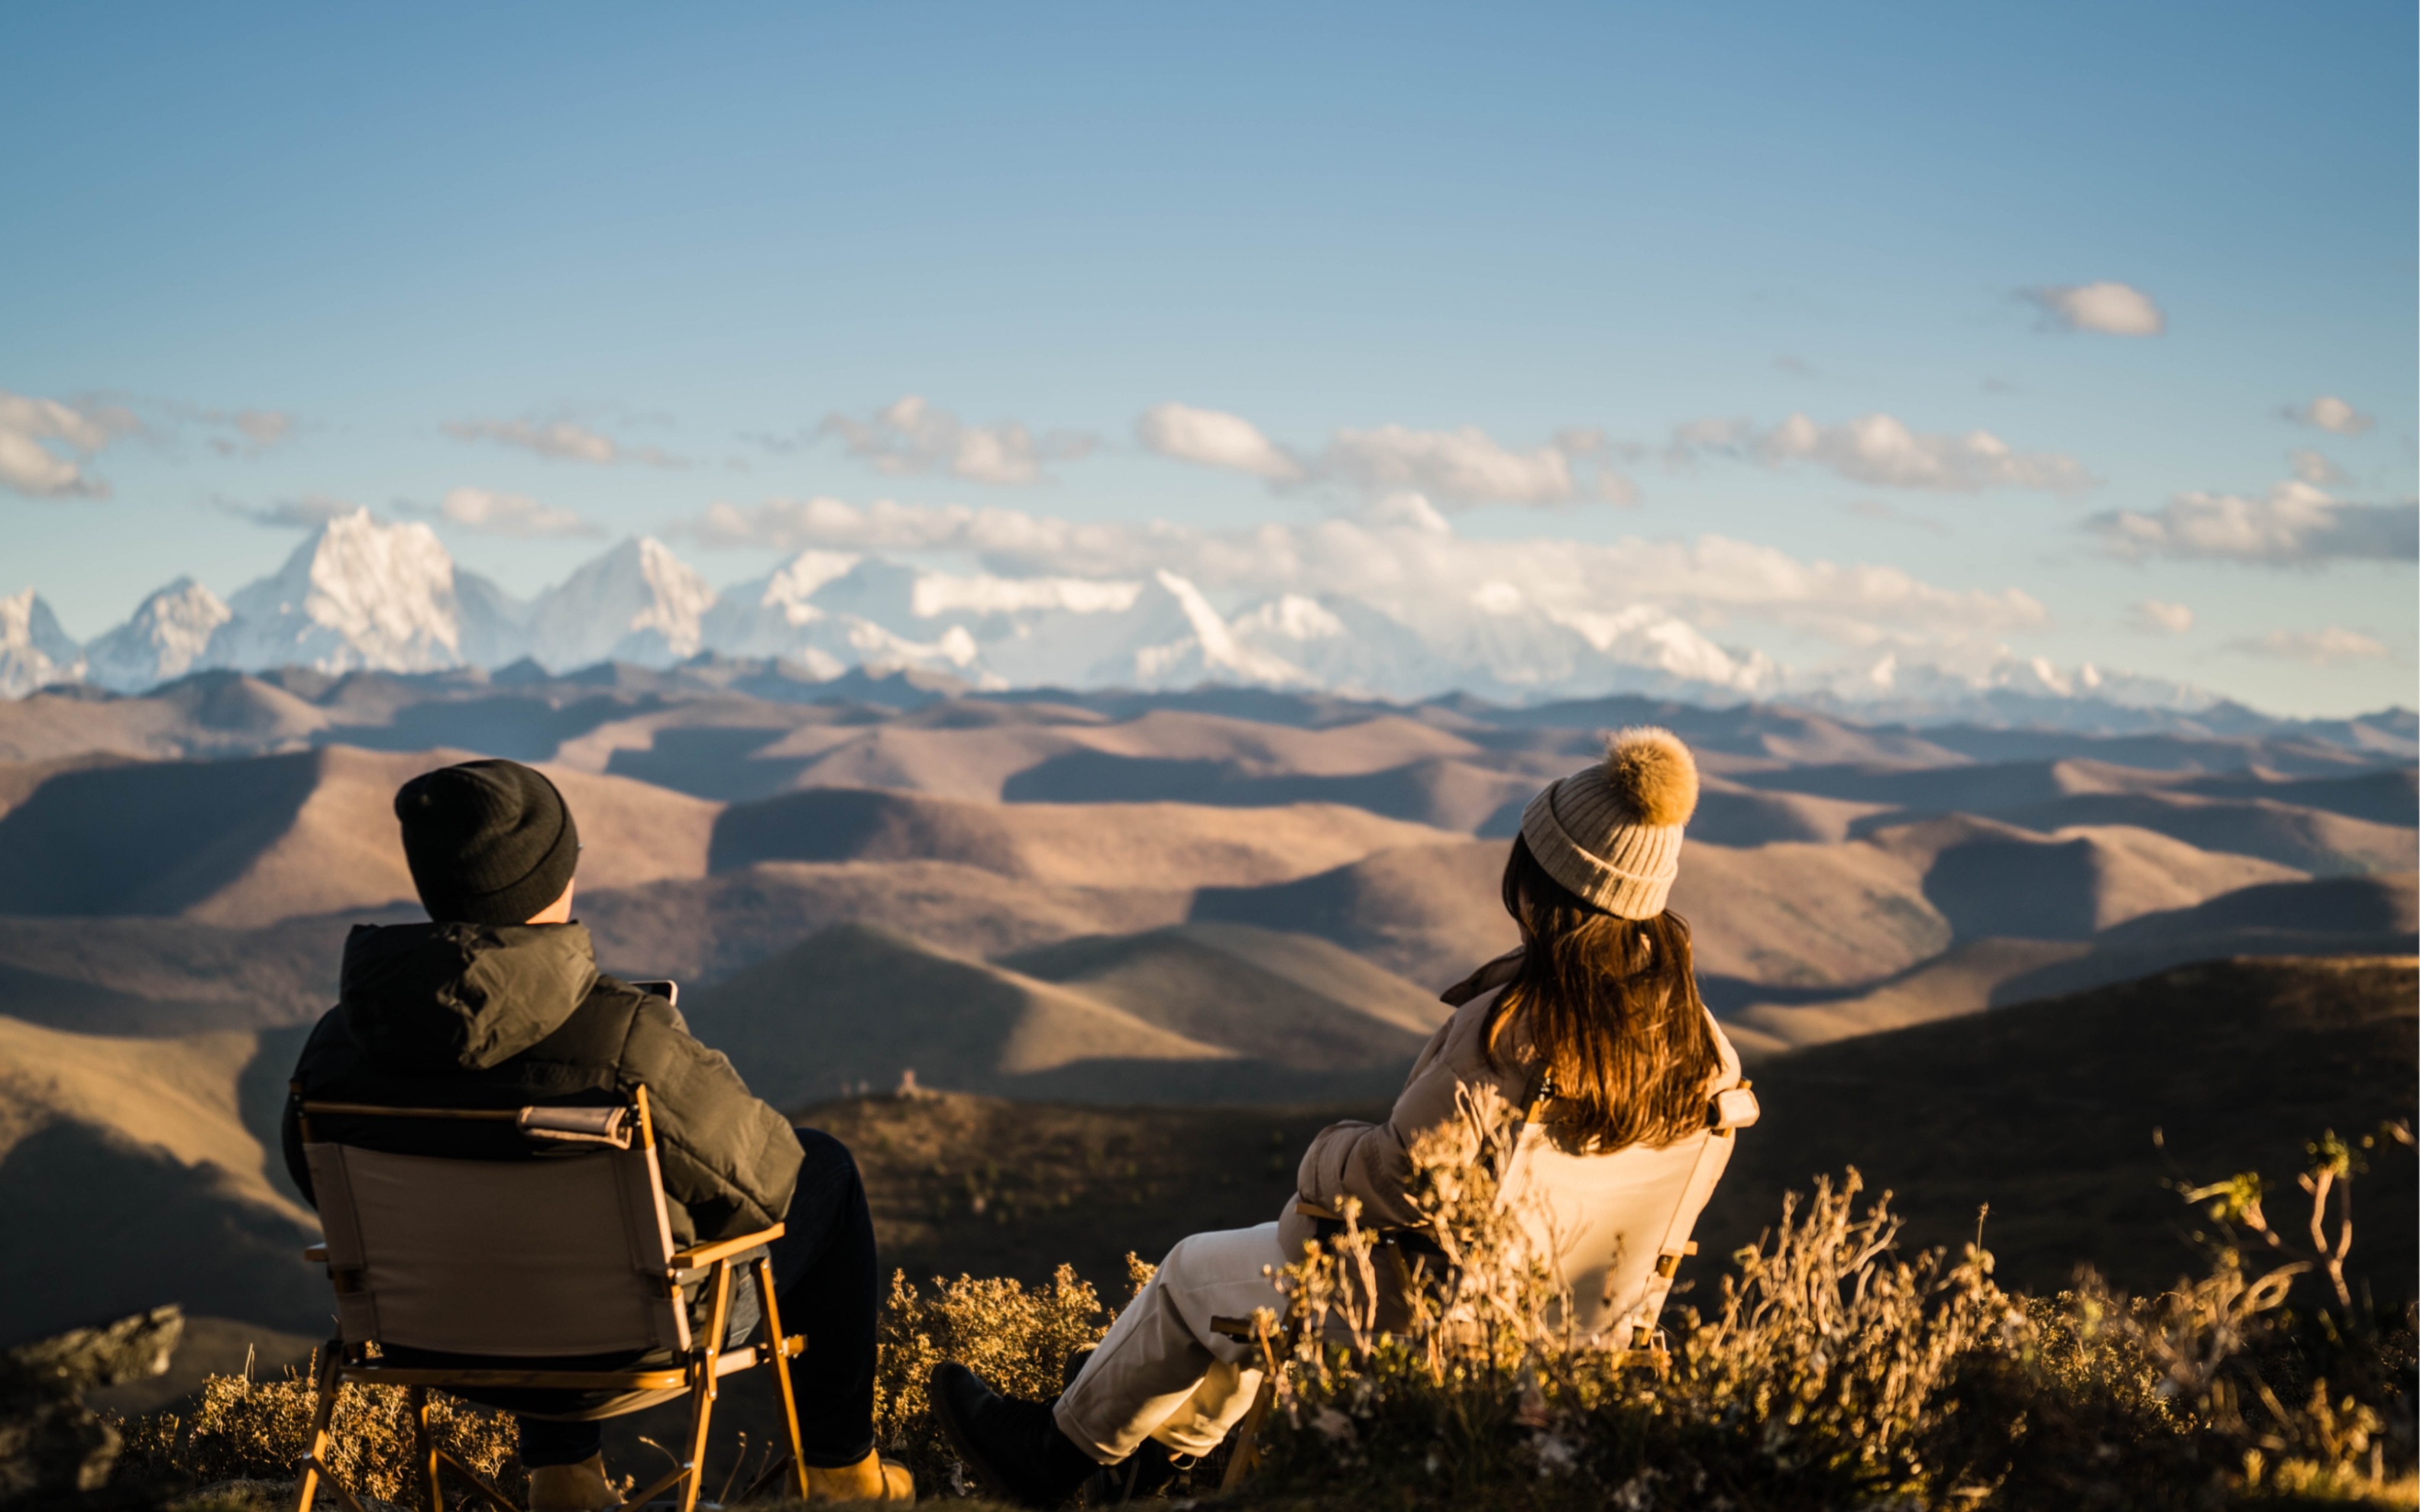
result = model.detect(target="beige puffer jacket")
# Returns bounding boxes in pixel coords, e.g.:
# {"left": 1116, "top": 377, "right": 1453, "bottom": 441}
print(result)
{"left": 1280, "top": 946, "right": 1748, "bottom": 1330}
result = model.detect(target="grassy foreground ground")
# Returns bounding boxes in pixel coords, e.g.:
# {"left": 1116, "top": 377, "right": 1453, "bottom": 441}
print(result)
{"left": 104, "top": 956, "right": 2418, "bottom": 1508}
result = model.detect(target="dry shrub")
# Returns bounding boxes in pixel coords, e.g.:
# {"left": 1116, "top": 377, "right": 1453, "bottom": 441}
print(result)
{"left": 872, "top": 1261, "right": 1139, "bottom": 1491}
{"left": 105, "top": 1119, "right": 2412, "bottom": 1510}
{"left": 112, "top": 1352, "right": 522, "bottom": 1507}
{"left": 1250, "top": 1095, "right": 2417, "bottom": 1510}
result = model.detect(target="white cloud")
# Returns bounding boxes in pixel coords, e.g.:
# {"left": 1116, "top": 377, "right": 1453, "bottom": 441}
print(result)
{"left": 2226, "top": 627, "right": 2389, "bottom": 665}
{"left": 2283, "top": 395, "right": 2374, "bottom": 437}
{"left": 215, "top": 493, "right": 364, "bottom": 528}
{"left": 2130, "top": 599, "right": 2194, "bottom": 635}
{"left": 686, "top": 494, "right": 2046, "bottom": 654}
{"left": 1134, "top": 402, "right": 1304, "bottom": 481}
{"left": 0, "top": 390, "right": 129, "bottom": 499}
{"left": 444, "top": 418, "right": 682, "bottom": 468}
{"left": 2024, "top": 281, "right": 2166, "bottom": 336}
{"left": 429, "top": 486, "right": 602, "bottom": 539}
{"left": 820, "top": 396, "right": 1092, "bottom": 486}
{"left": 1322, "top": 423, "right": 1635, "bottom": 506}
{"left": 2087, "top": 480, "right": 2418, "bottom": 564}
{"left": 1137, "top": 402, "right": 1635, "bottom": 506}
{"left": 2287, "top": 448, "right": 2350, "bottom": 486}
{"left": 1670, "top": 412, "right": 2095, "bottom": 493}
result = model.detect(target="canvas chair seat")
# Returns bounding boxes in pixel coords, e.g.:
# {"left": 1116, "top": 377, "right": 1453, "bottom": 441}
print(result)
{"left": 1499, "top": 1081, "right": 1761, "bottom": 1348}
{"left": 290, "top": 1065, "right": 819, "bottom": 1512}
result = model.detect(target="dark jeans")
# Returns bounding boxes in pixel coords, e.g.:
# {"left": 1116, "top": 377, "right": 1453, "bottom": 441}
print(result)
{"left": 519, "top": 1126, "right": 879, "bottom": 1470}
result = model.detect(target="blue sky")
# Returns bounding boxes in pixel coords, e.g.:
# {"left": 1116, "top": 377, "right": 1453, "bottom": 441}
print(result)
{"left": 3, "top": 1, "right": 2412, "bottom": 714}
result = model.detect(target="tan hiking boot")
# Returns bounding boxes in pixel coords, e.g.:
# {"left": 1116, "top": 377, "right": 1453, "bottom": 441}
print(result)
{"left": 527, "top": 1453, "right": 625, "bottom": 1511}
{"left": 806, "top": 1448, "right": 917, "bottom": 1503}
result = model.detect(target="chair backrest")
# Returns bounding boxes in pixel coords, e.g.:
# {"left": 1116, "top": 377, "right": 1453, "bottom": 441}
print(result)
{"left": 1495, "top": 1016, "right": 1759, "bottom": 1345}
{"left": 301, "top": 1093, "right": 690, "bottom": 1359}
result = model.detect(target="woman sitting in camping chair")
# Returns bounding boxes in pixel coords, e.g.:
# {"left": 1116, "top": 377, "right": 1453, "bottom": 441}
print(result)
{"left": 932, "top": 728, "right": 1754, "bottom": 1508}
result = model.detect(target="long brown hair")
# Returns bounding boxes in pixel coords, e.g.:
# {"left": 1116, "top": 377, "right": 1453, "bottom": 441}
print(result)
{"left": 1483, "top": 834, "right": 1722, "bottom": 1151}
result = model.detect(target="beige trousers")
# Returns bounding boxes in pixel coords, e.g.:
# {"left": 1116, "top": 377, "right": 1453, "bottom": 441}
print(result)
{"left": 1051, "top": 1222, "right": 1288, "bottom": 1463}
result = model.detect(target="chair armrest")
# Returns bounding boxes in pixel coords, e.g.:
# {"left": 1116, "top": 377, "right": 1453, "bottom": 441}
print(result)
{"left": 304, "top": 1243, "right": 328, "bottom": 1263}
{"left": 669, "top": 1223, "right": 785, "bottom": 1271}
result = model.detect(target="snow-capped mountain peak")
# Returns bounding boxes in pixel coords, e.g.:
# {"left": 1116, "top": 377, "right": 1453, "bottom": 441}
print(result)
{"left": 86, "top": 577, "right": 232, "bottom": 691}
{"left": 0, "top": 588, "right": 86, "bottom": 697}
{"left": 759, "top": 551, "right": 863, "bottom": 625}
{"left": 527, "top": 536, "right": 717, "bottom": 669}
{"left": 211, "top": 509, "right": 465, "bottom": 674}
{"left": 4, "top": 525, "right": 2314, "bottom": 736}
{"left": 1147, "top": 569, "right": 1309, "bottom": 686}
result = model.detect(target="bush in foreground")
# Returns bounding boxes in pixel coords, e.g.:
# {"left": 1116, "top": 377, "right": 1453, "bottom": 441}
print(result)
{"left": 1243, "top": 1092, "right": 2415, "bottom": 1510}
{"left": 110, "top": 1110, "right": 2411, "bottom": 1510}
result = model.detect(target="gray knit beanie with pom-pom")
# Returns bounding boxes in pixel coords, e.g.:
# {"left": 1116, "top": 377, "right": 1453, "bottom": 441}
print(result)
{"left": 1518, "top": 726, "right": 1700, "bottom": 919}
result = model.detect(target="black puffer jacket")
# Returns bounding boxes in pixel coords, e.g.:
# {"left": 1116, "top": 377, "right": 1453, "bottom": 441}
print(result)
{"left": 281, "top": 921, "right": 802, "bottom": 1245}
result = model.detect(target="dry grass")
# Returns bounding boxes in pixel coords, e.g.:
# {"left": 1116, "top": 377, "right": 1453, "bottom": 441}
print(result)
{"left": 870, "top": 1256, "right": 1153, "bottom": 1493}
{"left": 1245, "top": 1094, "right": 2417, "bottom": 1510}
{"left": 108, "top": 1112, "right": 2412, "bottom": 1510}
{"left": 112, "top": 1351, "right": 522, "bottom": 1507}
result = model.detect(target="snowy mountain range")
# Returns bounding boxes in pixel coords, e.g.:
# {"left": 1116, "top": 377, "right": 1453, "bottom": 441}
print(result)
{"left": 0, "top": 508, "right": 2374, "bottom": 734}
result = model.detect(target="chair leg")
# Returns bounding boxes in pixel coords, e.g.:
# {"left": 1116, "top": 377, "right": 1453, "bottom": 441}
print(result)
{"left": 409, "top": 1386, "right": 444, "bottom": 1512}
{"left": 1218, "top": 1373, "right": 1280, "bottom": 1494}
{"left": 754, "top": 1252, "right": 814, "bottom": 1504}
{"left": 676, "top": 1260, "right": 736, "bottom": 1512}
{"left": 293, "top": 1341, "right": 345, "bottom": 1512}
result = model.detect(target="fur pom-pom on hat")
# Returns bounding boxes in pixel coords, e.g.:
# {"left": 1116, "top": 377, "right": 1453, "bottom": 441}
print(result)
{"left": 1518, "top": 725, "right": 1700, "bottom": 919}
{"left": 1601, "top": 726, "right": 1699, "bottom": 828}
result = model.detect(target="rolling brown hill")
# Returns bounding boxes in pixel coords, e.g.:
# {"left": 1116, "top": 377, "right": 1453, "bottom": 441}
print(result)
{"left": 681, "top": 921, "right": 1445, "bottom": 1107}
{"left": 1865, "top": 814, "right": 2303, "bottom": 941}
{"left": 1192, "top": 835, "right": 1958, "bottom": 994}
{"left": 1874, "top": 789, "right": 2412, "bottom": 877}
{"left": 710, "top": 786, "right": 1461, "bottom": 888}
{"left": 561, "top": 703, "right": 1491, "bottom": 807}
{"left": 1698, "top": 955, "right": 2419, "bottom": 1300}
{"left": 998, "top": 922, "right": 1445, "bottom": 1067}
{"left": 1683, "top": 775, "right": 1895, "bottom": 846}
{"left": 681, "top": 923, "right": 1233, "bottom": 1110}
{"left": 1723, "top": 871, "right": 2419, "bottom": 1054}
{"left": 0, "top": 1016, "right": 322, "bottom": 1343}
{"left": 578, "top": 860, "right": 1195, "bottom": 986}
{"left": 0, "top": 676, "right": 335, "bottom": 763}
{"left": 2178, "top": 764, "right": 2418, "bottom": 825}
{"left": 0, "top": 745, "right": 718, "bottom": 926}
{"left": 0, "top": 910, "right": 380, "bottom": 1035}
{"left": 1189, "top": 838, "right": 1516, "bottom": 989}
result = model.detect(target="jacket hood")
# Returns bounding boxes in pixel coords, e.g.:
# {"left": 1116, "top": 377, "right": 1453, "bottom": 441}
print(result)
{"left": 338, "top": 921, "right": 601, "bottom": 1071}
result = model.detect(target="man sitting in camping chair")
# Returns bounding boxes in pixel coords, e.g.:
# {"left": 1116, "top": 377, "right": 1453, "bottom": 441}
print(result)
{"left": 280, "top": 758, "right": 913, "bottom": 1509}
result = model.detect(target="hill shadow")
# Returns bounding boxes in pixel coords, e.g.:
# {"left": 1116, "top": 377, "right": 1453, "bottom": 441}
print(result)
{"left": 0, "top": 1123, "right": 323, "bottom": 1346}
{"left": 0, "top": 752, "right": 320, "bottom": 916}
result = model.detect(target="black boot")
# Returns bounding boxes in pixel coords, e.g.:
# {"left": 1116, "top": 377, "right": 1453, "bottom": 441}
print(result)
{"left": 930, "top": 1360, "right": 1103, "bottom": 1508}
{"left": 1060, "top": 1346, "right": 1186, "bottom": 1504}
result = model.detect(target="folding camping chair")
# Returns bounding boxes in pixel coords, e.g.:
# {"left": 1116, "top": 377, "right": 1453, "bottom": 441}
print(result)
{"left": 1212, "top": 1072, "right": 1761, "bottom": 1489}
{"left": 291, "top": 1079, "right": 811, "bottom": 1512}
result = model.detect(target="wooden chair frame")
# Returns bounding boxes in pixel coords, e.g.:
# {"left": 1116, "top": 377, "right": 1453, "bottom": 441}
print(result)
{"left": 291, "top": 1084, "right": 815, "bottom": 1512}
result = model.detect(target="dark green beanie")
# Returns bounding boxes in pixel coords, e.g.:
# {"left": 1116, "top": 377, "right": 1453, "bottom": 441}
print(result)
{"left": 394, "top": 759, "right": 580, "bottom": 926}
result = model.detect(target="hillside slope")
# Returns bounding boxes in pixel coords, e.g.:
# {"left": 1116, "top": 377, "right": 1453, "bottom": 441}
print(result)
{"left": 0, "top": 1019, "right": 319, "bottom": 1343}
{"left": 712, "top": 786, "right": 1458, "bottom": 887}
{"left": 0, "top": 746, "right": 718, "bottom": 925}
{"left": 1698, "top": 955, "right": 2418, "bottom": 1299}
